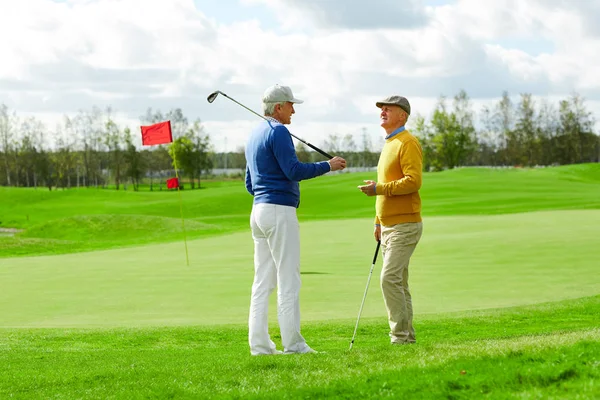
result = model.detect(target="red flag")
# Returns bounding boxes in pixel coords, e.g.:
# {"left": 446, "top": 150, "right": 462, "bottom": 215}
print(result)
{"left": 140, "top": 121, "right": 173, "bottom": 145}
{"left": 166, "top": 177, "right": 179, "bottom": 189}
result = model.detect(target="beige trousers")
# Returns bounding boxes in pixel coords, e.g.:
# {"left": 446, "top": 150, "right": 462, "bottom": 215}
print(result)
{"left": 380, "top": 222, "right": 423, "bottom": 344}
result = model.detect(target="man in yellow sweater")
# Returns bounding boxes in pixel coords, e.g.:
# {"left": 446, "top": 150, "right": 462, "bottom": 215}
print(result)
{"left": 358, "top": 95, "right": 423, "bottom": 345}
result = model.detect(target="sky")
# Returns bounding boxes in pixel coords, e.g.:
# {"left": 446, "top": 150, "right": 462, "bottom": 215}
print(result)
{"left": 1, "top": 0, "right": 600, "bottom": 152}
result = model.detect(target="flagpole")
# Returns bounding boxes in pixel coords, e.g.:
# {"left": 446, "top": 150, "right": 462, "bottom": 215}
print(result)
{"left": 172, "top": 154, "right": 190, "bottom": 266}
{"left": 141, "top": 120, "right": 188, "bottom": 266}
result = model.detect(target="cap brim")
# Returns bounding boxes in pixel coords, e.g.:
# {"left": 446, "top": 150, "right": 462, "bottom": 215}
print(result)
{"left": 376, "top": 102, "right": 409, "bottom": 115}
{"left": 290, "top": 98, "right": 304, "bottom": 104}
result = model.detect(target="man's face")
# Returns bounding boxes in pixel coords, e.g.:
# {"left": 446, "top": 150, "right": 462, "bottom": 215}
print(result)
{"left": 380, "top": 105, "right": 406, "bottom": 130}
{"left": 276, "top": 102, "right": 295, "bottom": 124}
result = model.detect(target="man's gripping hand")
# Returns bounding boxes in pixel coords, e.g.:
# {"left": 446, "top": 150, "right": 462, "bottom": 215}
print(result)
{"left": 328, "top": 156, "right": 346, "bottom": 171}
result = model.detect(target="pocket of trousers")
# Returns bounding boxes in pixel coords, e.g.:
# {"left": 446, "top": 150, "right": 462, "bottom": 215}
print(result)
{"left": 389, "top": 223, "right": 422, "bottom": 246}
{"left": 254, "top": 204, "right": 277, "bottom": 236}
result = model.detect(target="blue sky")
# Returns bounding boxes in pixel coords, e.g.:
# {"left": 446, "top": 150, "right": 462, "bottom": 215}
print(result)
{"left": 492, "top": 37, "right": 555, "bottom": 56}
{"left": 1, "top": 0, "right": 598, "bottom": 151}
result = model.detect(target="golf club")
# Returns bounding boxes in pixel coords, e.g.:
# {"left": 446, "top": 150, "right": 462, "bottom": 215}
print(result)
{"left": 349, "top": 240, "right": 381, "bottom": 350}
{"left": 207, "top": 90, "right": 334, "bottom": 159}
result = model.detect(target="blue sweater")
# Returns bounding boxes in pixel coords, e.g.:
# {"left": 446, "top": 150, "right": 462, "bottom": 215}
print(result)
{"left": 245, "top": 120, "right": 330, "bottom": 208}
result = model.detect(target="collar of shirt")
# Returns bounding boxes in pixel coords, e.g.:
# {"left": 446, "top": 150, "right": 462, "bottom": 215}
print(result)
{"left": 265, "top": 116, "right": 281, "bottom": 124}
{"left": 385, "top": 126, "right": 406, "bottom": 140}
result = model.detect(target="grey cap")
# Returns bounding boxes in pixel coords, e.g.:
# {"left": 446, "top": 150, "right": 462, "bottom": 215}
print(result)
{"left": 376, "top": 95, "right": 411, "bottom": 115}
{"left": 263, "top": 84, "right": 304, "bottom": 104}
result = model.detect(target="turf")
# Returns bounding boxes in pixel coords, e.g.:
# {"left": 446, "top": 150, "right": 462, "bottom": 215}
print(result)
{"left": 0, "top": 296, "right": 598, "bottom": 399}
{"left": 0, "top": 164, "right": 599, "bottom": 399}
{"left": 1, "top": 164, "right": 599, "bottom": 257}
{"left": 0, "top": 210, "right": 599, "bottom": 327}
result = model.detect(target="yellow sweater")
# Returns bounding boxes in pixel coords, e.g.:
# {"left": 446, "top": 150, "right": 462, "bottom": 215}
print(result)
{"left": 374, "top": 130, "right": 423, "bottom": 226}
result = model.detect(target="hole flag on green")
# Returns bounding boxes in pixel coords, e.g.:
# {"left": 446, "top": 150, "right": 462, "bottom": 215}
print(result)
{"left": 166, "top": 177, "right": 179, "bottom": 189}
{"left": 140, "top": 121, "right": 173, "bottom": 145}
{"left": 140, "top": 120, "right": 188, "bottom": 265}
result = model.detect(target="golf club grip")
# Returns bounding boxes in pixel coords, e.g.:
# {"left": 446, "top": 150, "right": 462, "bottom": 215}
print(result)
{"left": 372, "top": 240, "right": 381, "bottom": 264}
{"left": 307, "top": 143, "right": 334, "bottom": 160}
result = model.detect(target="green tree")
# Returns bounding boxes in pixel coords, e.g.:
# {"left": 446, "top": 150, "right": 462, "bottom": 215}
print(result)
{"left": 557, "top": 93, "right": 596, "bottom": 164}
{"left": 494, "top": 91, "right": 514, "bottom": 165}
{"left": 229, "top": 146, "right": 246, "bottom": 171}
{"left": 514, "top": 94, "right": 539, "bottom": 166}
{"left": 124, "top": 127, "right": 145, "bottom": 191}
{"left": 104, "top": 113, "right": 126, "bottom": 190}
{"left": 411, "top": 114, "right": 437, "bottom": 171}
{"left": 477, "top": 106, "right": 500, "bottom": 166}
{"left": 17, "top": 117, "right": 44, "bottom": 187}
{"left": 429, "top": 94, "right": 476, "bottom": 170}
{"left": 536, "top": 100, "right": 558, "bottom": 165}
{"left": 190, "top": 120, "right": 212, "bottom": 188}
{"left": 0, "top": 104, "right": 15, "bottom": 186}
{"left": 323, "top": 134, "right": 341, "bottom": 156}
{"left": 77, "top": 108, "right": 104, "bottom": 188}
{"left": 359, "top": 128, "right": 373, "bottom": 168}
{"left": 342, "top": 134, "right": 357, "bottom": 167}
{"left": 51, "top": 120, "right": 79, "bottom": 189}
{"left": 295, "top": 142, "right": 311, "bottom": 162}
{"left": 168, "top": 135, "right": 195, "bottom": 188}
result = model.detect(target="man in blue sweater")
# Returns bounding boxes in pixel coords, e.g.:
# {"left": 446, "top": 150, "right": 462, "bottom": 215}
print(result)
{"left": 245, "top": 84, "right": 346, "bottom": 355}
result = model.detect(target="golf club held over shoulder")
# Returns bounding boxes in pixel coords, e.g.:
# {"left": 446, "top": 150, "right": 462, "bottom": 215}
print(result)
{"left": 207, "top": 90, "right": 334, "bottom": 159}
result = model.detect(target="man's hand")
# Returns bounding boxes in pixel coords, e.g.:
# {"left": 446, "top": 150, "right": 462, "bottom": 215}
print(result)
{"left": 328, "top": 156, "right": 346, "bottom": 171}
{"left": 358, "top": 180, "right": 377, "bottom": 196}
{"left": 374, "top": 224, "right": 381, "bottom": 241}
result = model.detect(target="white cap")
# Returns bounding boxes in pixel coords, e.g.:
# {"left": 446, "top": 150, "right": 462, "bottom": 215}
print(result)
{"left": 262, "top": 84, "right": 304, "bottom": 104}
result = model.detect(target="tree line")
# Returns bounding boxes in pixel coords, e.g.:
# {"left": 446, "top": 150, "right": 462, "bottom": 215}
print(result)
{"left": 296, "top": 90, "right": 599, "bottom": 171}
{"left": 0, "top": 106, "right": 212, "bottom": 191}
{"left": 413, "top": 90, "right": 599, "bottom": 170}
{"left": 1, "top": 90, "right": 598, "bottom": 190}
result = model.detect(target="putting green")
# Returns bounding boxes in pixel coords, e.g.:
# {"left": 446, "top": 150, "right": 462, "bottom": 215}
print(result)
{"left": 0, "top": 210, "right": 598, "bottom": 328}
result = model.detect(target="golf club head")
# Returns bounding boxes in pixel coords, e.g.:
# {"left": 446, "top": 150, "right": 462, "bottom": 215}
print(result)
{"left": 207, "top": 91, "right": 223, "bottom": 103}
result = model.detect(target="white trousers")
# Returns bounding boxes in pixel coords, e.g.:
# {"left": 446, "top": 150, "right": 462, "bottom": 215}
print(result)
{"left": 248, "top": 203, "right": 310, "bottom": 355}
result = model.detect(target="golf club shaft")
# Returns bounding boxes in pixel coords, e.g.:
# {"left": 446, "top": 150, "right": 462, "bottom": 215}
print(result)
{"left": 349, "top": 240, "right": 381, "bottom": 350}
{"left": 216, "top": 92, "right": 334, "bottom": 159}
{"left": 220, "top": 92, "right": 269, "bottom": 122}
{"left": 290, "top": 135, "right": 334, "bottom": 159}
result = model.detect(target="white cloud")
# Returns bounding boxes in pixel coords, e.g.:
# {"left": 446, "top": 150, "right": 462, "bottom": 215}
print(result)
{"left": 242, "top": 0, "right": 429, "bottom": 30}
{"left": 0, "top": 0, "right": 598, "bottom": 153}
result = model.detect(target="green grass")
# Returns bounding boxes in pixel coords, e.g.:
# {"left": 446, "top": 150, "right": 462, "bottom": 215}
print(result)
{"left": 1, "top": 211, "right": 599, "bottom": 327}
{"left": 0, "top": 296, "right": 598, "bottom": 399}
{"left": 1, "top": 163, "right": 599, "bottom": 398}
{"left": 1, "top": 164, "right": 599, "bottom": 257}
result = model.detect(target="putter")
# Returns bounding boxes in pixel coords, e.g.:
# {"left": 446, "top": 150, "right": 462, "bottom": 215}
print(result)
{"left": 349, "top": 240, "right": 381, "bottom": 350}
{"left": 207, "top": 90, "right": 334, "bottom": 159}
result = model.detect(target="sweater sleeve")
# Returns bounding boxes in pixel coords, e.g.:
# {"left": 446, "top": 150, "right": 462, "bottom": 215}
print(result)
{"left": 271, "top": 125, "right": 330, "bottom": 181}
{"left": 376, "top": 139, "right": 423, "bottom": 196}
{"left": 245, "top": 165, "right": 254, "bottom": 195}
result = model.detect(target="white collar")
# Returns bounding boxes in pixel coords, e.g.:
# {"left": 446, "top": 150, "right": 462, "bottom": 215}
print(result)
{"left": 265, "top": 116, "right": 281, "bottom": 124}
